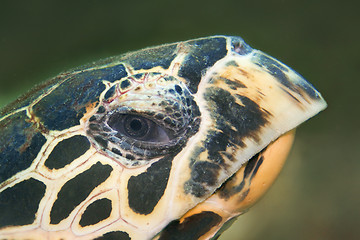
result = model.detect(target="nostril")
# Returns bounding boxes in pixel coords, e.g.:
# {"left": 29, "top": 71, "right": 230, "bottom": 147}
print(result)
{"left": 231, "top": 36, "right": 253, "bottom": 55}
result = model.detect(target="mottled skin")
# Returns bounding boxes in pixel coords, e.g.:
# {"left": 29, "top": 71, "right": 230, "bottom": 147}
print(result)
{"left": 0, "top": 36, "right": 326, "bottom": 239}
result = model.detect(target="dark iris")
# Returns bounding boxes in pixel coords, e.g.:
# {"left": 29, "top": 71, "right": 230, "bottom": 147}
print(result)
{"left": 107, "top": 113, "right": 170, "bottom": 142}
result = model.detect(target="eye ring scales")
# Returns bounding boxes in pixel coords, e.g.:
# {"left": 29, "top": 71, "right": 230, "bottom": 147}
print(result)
{"left": 85, "top": 72, "right": 200, "bottom": 167}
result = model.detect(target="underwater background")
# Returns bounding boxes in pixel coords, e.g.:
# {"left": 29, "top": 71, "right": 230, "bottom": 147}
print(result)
{"left": 0, "top": 1, "right": 358, "bottom": 239}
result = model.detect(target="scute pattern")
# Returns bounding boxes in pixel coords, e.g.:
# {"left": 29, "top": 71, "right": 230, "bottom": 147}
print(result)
{"left": 79, "top": 198, "right": 112, "bottom": 227}
{"left": 127, "top": 44, "right": 177, "bottom": 71}
{"left": 32, "top": 72, "right": 105, "bottom": 131}
{"left": 127, "top": 155, "right": 174, "bottom": 215}
{"left": 44, "top": 135, "right": 90, "bottom": 170}
{"left": 0, "top": 36, "right": 326, "bottom": 240}
{"left": 158, "top": 211, "right": 222, "bottom": 240}
{"left": 0, "top": 111, "right": 46, "bottom": 184}
{"left": 178, "top": 37, "right": 228, "bottom": 93}
{"left": 94, "top": 231, "right": 131, "bottom": 240}
{"left": 50, "top": 162, "right": 113, "bottom": 224}
{"left": 0, "top": 178, "right": 46, "bottom": 228}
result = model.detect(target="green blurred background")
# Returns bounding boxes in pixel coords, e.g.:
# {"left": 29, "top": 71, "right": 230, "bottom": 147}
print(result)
{"left": 0, "top": 1, "right": 358, "bottom": 239}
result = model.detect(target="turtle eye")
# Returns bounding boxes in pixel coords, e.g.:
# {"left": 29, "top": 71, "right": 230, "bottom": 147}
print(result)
{"left": 107, "top": 113, "right": 170, "bottom": 142}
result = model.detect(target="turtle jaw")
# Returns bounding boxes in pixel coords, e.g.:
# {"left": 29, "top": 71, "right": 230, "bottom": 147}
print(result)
{"left": 156, "top": 130, "right": 296, "bottom": 240}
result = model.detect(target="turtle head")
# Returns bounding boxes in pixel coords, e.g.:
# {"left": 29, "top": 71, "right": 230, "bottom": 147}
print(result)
{"left": 80, "top": 36, "right": 326, "bottom": 238}
{"left": 0, "top": 36, "right": 327, "bottom": 240}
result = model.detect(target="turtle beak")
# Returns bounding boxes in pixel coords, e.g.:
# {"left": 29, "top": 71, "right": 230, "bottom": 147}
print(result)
{"left": 250, "top": 49, "right": 326, "bottom": 105}
{"left": 180, "top": 38, "right": 328, "bottom": 204}
{"left": 203, "top": 38, "right": 328, "bottom": 152}
{"left": 229, "top": 36, "right": 326, "bottom": 110}
{"left": 225, "top": 39, "right": 327, "bottom": 118}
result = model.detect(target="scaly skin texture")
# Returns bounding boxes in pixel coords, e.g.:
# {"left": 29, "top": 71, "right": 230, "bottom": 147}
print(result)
{"left": 0, "top": 36, "right": 326, "bottom": 240}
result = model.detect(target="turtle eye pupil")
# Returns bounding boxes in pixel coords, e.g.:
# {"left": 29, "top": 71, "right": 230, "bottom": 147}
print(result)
{"left": 124, "top": 116, "right": 149, "bottom": 138}
{"left": 130, "top": 119, "right": 142, "bottom": 131}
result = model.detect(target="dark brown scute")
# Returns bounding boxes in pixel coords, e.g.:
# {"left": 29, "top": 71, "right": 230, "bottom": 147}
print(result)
{"left": 158, "top": 211, "right": 222, "bottom": 240}
{"left": 50, "top": 162, "right": 112, "bottom": 224}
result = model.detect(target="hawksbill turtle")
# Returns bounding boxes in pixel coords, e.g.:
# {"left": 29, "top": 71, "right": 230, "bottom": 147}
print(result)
{"left": 0, "top": 36, "right": 326, "bottom": 240}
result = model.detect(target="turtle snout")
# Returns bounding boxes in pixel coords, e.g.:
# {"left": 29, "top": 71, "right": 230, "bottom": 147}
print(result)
{"left": 251, "top": 50, "right": 325, "bottom": 102}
